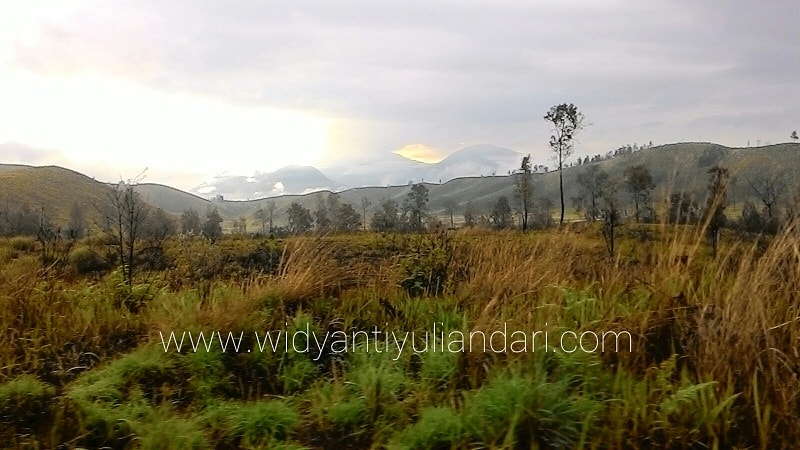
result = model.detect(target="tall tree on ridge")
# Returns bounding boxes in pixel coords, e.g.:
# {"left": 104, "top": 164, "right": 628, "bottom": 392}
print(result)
{"left": 545, "top": 103, "right": 585, "bottom": 225}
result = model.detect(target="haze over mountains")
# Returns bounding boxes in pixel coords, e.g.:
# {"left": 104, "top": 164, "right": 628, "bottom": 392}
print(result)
{"left": 192, "top": 145, "right": 525, "bottom": 200}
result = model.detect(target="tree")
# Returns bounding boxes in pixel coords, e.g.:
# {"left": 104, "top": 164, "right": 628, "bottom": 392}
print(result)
{"left": 748, "top": 175, "right": 785, "bottom": 222}
{"left": 703, "top": 166, "right": 730, "bottom": 256}
{"left": 286, "top": 202, "right": 313, "bottom": 234}
{"left": 180, "top": 208, "right": 201, "bottom": 234}
{"left": 36, "top": 207, "right": 64, "bottom": 267}
{"left": 624, "top": 165, "right": 655, "bottom": 223}
{"left": 103, "top": 180, "right": 149, "bottom": 286}
{"left": 253, "top": 200, "right": 276, "bottom": 235}
{"left": 545, "top": 103, "right": 585, "bottom": 225}
{"left": 254, "top": 205, "right": 270, "bottom": 235}
{"left": 405, "top": 183, "right": 429, "bottom": 232}
{"left": 490, "top": 196, "right": 513, "bottom": 229}
{"left": 142, "top": 208, "right": 177, "bottom": 242}
{"left": 232, "top": 217, "right": 248, "bottom": 235}
{"left": 335, "top": 202, "right": 362, "bottom": 232}
{"left": 514, "top": 154, "right": 534, "bottom": 231}
{"left": 66, "top": 202, "right": 86, "bottom": 239}
{"left": 668, "top": 192, "right": 698, "bottom": 224}
{"left": 139, "top": 207, "right": 176, "bottom": 271}
{"left": 314, "top": 195, "right": 332, "bottom": 233}
{"left": 530, "top": 198, "right": 555, "bottom": 229}
{"left": 370, "top": 199, "right": 399, "bottom": 232}
{"left": 600, "top": 182, "right": 622, "bottom": 257}
{"left": 463, "top": 201, "right": 477, "bottom": 227}
{"left": 575, "top": 165, "right": 608, "bottom": 221}
{"left": 202, "top": 207, "right": 223, "bottom": 242}
{"left": 791, "top": 130, "right": 798, "bottom": 142}
{"left": 360, "top": 197, "right": 372, "bottom": 231}
{"left": 443, "top": 200, "right": 457, "bottom": 229}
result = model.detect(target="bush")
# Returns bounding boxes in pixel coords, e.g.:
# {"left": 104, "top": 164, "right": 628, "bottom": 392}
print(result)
{"left": 9, "top": 236, "right": 37, "bottom": 253}
{"left": 69, "top": 245, "right": 110, "bottom": 274}
{"left": 202, "top": 400, "right": 299, "bottom": 447}
{"left": 399, "top": 232, "right": 455, "bottom": 297}
{"left": 398, "top": 406, "right": 465, "bottom": 450}
{"left": 463, "top": 371, "right": 597, "bottom": 448}
{"left": 0, "top": 375, "right": 56, "bottom": 431}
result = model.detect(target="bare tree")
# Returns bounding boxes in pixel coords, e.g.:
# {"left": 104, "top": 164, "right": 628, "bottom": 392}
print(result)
{"left": 575, "top": 165, "right": 608, "bottom": 221}
{"left": 360, "top": 197, "right": 372, "bottom": 231}
{"left": 265, "top": 200, "right": 275, "bottom": 234}
{"left": 103, "top": 180, "right": 149, "bottom": 286}
{"left": 254, "top": 207, "right": 269, "bottom": 235}
{"left": 748, "top": 175, "right": 785, "bottom": 222}
{"left": 703, "top": 166, "right": 730, "bottom": 256}
{"left": 443, "top": 199, "right": 457, "bottom": 229}
{"left": 545, "top": 103, "right": 585, "bottom": 225}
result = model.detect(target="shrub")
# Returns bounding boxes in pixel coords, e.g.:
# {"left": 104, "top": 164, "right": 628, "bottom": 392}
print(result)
{"left": 463, "top": 371, "right": 598, "bottom": 448}
{"left": 0, "top": 375, "right": 56, "bottom": 431}
{"left": 69, "top": 245, "right": 110, "bottom": 274}
{"left": 9, "top": 236, "right": 37, "bottom": 252}
{"left": 398, "top": 406, "right": 465, "bottom": 450}
{"left": 202, "top": 400, "right": 299, "bottom": 447}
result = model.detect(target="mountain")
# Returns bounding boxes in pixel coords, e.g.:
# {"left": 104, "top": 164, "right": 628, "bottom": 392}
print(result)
{"left": 321, "top": 152, "right": 431, "bottom": 187}
{"left": 2, "top": 142, "right": 799, "bottom": 230}
{"left": 426, "top": 145, "right": 523, "bottom": 182}
{"left": 196, "top": 144, "right": 524, "bottom": 198}
{"left": 190, "top": 165, "right": 341, "bottom": 200}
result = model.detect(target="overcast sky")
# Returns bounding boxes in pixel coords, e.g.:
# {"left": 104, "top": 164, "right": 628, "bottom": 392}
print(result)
{"left": 0, "top": 1, "right": 797, "bottom": 190}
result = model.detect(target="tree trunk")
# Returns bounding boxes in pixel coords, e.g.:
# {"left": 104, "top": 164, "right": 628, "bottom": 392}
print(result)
{"left": 559, "top": 152, "right": 565, "bottom": 225}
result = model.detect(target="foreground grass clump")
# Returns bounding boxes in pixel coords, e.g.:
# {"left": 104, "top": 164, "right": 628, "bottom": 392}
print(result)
{"left": 0, "top": 224, "right": 798, "bottom": 447}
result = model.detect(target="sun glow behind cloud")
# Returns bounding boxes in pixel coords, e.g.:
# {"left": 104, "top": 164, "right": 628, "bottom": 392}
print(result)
{"left": 393, "top": 143, "right": 443, "bottom": 163}
{"left": 0, "top": 69, "right": 331, "bottom": 179}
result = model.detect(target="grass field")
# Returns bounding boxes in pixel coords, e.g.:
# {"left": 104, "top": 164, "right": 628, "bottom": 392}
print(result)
{"left": 0, "top": 223, "right": 798, "bottom": 448}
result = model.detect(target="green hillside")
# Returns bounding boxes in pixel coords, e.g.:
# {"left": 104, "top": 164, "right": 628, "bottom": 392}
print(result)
{"left": 3, "top": 142, "right": 799, "bottom": 229}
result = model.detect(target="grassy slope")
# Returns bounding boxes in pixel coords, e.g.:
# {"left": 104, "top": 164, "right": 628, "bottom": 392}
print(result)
{"left": 3, "top": 142, "right": 799, "bottom": 227}
{"left": 115, "top": 142, "right": 800, "bottom": 227}
{"left": 1, "top": 225, "right": 799, "bottom": 448}
{"left": 0, "top": 165, "right": 114, "bottom": 223}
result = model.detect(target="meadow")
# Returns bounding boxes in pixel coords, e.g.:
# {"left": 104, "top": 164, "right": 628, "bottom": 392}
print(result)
{"left": 0, "top": 222, "right": 798, "bottom": 449}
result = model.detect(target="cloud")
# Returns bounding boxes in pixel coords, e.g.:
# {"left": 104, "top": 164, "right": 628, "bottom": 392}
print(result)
{"left": 3, "top": 0, "right": 798, "bottom": 179}
{"left": 393, "top": 144, "right": 443, "bottom": 163}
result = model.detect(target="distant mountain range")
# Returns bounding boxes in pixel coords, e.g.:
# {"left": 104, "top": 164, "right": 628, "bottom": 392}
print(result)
{"left": 192, "top": 144, "right": 525, "bottom": 200}
{"left": 2, "top": 142, "right": 799, "bottom": 229}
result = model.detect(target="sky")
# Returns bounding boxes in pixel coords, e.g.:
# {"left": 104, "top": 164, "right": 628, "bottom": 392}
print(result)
{"left": 0, "top": 0, "right": 797, "bottom": 190}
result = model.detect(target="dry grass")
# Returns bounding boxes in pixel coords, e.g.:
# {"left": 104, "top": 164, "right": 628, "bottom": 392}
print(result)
{"left": 0, "top": 224, "right": 798, "bottom": 447}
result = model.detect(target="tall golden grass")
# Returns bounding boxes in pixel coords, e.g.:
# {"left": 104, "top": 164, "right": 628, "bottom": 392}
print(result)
{"left": 0, "top": 222, "right": 798, "bottom": 447}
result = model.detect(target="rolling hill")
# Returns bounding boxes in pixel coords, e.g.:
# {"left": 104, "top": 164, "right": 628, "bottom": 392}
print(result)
{"left": 0, "top": 164, "right": 115, "bottom": 224}
{"left": 2, "top": 142, "right": 799, "bottom": 229}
